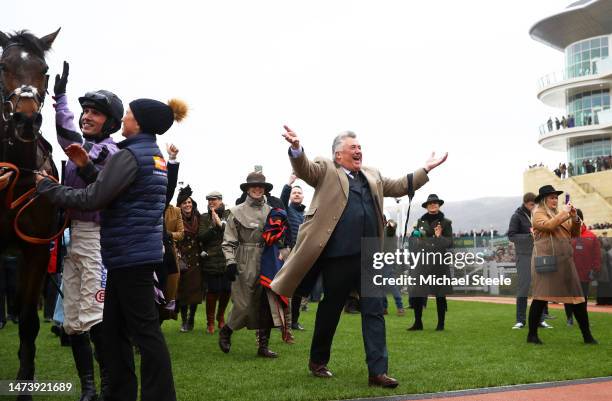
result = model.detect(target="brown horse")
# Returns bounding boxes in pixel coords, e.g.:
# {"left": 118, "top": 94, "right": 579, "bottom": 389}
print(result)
{"left": 0, "top": 28, "right": 61, "bottom": 400}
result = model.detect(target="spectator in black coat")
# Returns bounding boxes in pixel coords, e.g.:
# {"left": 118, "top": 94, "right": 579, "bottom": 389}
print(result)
{"left": 280, "top": 173, "right": 306, "bottom": 330}
{"left": 507, "top": 192, "right": 549, "bottom": 329}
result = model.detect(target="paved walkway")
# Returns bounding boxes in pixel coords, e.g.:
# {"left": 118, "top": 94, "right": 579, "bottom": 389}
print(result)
{"left": 346, "top": 377, "right": 612, "bottom": 401}
{"left": 448, "top": 296, "right": 612, "bottom": 314}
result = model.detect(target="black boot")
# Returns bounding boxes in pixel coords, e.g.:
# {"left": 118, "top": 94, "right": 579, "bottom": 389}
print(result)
{"left": 407, "top": 298, "right": 424, "bottom": 331}
{"left": 218, "top": 325, "right": 233, "bottom": 353}
{"left": 90, "top": 324, "right": 110, "bottom": 401}
{"left": 435, "top": 297, "right": 447, "bottom": 331}
{"left": 572, "top": 302, "right": 598, "bottom": 344}
{"left": 527, "top": 300, "right": 545, "bottom": 345}
{"left": 256, "top": 328, "right": 278, "bottom": 358}
{"left": 70, "top": 333, "right": 98, "bottom": 401}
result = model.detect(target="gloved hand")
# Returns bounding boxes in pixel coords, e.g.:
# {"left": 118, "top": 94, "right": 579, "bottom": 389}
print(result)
{"left": 225, "top": 264, "right": 238, "bottom": 281}
{"left": 53, "top": 61, "right": 69, "bottom": 96}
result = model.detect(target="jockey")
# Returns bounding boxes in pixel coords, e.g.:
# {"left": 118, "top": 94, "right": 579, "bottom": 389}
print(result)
{"left": 53, "top": 61, "right": 123, "bottom": 401}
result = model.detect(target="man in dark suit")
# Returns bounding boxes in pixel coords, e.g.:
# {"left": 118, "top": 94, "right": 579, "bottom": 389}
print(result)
{"left": 272, "top": 126, "right": 447, "bottom": 388}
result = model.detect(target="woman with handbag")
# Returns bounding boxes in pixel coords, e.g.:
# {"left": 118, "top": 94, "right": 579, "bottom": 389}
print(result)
{"left": 526, "top": 185, "right": 597, "bottom": 345}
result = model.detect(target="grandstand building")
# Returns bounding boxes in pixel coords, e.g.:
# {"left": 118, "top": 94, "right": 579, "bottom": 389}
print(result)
{"left": 526, "top": 0, "right": 612, "bottom": 229}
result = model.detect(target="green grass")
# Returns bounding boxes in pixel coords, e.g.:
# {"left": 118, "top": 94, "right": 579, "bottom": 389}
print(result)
{"left": 1, "top": 300, "right": 611, "bottom": 401}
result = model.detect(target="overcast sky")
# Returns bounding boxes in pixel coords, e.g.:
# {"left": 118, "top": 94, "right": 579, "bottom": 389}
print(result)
{"left": 2, "top": 0, "right": 569, "bottom": 207}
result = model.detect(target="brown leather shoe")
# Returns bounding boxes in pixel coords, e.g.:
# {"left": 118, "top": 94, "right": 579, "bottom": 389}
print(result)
{"left": 308, "top": 361, "right": 333, "bottom": 378}
{"left": 218, "top": 326, "right": 232, "bottom": 353}
{"left": 368, "top": 374, "right": 399, "bottom": 388}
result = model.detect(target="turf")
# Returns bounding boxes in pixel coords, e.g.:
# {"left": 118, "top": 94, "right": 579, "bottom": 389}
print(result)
{"left": 0, "top": 300, "right": 611, "bottom": 401}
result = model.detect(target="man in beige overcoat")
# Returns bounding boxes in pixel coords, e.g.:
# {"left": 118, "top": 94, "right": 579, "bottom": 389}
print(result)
{"left": 271, "top": 126, "right": 447, "bottom": 388}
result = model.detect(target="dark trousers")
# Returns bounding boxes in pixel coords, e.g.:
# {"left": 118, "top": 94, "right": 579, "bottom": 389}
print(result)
{"left": 104, "top": 266, "right": 176, "bottom": 401}
{"left": 515, "top": 253, "right": 531, "bottom": 324}
{"left": 291, "top": 296, "right": 302, "bottom": 325}
{"left": 310, "top": 255, "right": 388, "bottom": 376}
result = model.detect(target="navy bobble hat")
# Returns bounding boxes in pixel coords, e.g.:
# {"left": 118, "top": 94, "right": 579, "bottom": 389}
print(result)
{"left": 129, "top": 98, "right": 174, "bottom": 135}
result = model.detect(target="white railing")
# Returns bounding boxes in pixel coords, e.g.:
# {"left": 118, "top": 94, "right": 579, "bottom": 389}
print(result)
{"left": 537, "top": 58, "right": 611, "bottom": 90}
{"left": 539, "top": 117, "right": 600, "bottom": 137}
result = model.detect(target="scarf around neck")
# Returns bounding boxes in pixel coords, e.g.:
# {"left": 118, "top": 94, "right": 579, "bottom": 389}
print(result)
{"left": 181, "top": 210, "right": 199, "bottom": 235}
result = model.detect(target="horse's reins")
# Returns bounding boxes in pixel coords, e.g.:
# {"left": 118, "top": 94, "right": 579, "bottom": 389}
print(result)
{"left": 0, "top": 162, "right": 69, "bottom": 244}
{"left": 0, "top": 43, "right": 68, "bottom": 245}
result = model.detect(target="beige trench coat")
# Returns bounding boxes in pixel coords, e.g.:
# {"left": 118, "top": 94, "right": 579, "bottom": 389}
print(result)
{"left": 531, "top": 205, "right": 584, "bottom": 303}
{"left": 271, "top": 150, "right": 429, "bottom": 297}
{"left": 222, "top": 196, "right": 285, "bottom": 330}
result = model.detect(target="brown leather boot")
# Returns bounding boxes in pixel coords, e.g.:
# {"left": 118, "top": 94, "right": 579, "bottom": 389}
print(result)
{"left": 206, "top": 293, "right": 218, "bottom": 335}
{"left": 256, "top": 328, "right": 278, "bottom": 358}
{"left": 217, "top": 292, "right": 230, "bottom": 329}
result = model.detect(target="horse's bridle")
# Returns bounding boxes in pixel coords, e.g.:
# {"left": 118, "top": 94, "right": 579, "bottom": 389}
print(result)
{"left": 0, "top": 42, "right": 67, "bottom": 245}
{"left": 1, "top": 42, "right": 49, "bottom": 144}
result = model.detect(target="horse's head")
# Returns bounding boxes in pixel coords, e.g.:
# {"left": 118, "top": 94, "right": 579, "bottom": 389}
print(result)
{"left": 0, "top": 29, "right": 60, "bottom": 143}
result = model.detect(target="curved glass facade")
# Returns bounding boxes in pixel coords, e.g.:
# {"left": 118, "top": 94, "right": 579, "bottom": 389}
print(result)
{"left": 564, "top": 36, "right": 609, "bottom": 79}
{"left": 567, "top": 89, "right": 610, "bottom": 127}
{"left": 568, "top": 137, "right": 612, "bottom": 175}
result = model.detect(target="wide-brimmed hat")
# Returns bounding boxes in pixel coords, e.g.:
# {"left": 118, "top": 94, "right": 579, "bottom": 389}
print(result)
{"left": 422, "top": 194, "right": 444, "bottom": 208}
{"left": 534, "top": 185, "right": 563, "bottom": 203}
{"left": 240, "top": 172, "right": 273, "bottom": 192}
{"left": 206, "top": 191, "right": 223, "bottom": 200}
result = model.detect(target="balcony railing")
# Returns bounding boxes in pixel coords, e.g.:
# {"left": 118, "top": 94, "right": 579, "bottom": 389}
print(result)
{"left": 539, "top": 120, "right": 600, "bottom": 136}
{"left": 539, "top": 109, "right": 612, "bottom": 137}
{"left": 537, "top": 58, "right": 612, "bottom": 90}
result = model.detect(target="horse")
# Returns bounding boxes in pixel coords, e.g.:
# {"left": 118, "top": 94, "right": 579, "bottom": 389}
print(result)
{"left": 0, "top": 28, "right": 61, "bottom": 400}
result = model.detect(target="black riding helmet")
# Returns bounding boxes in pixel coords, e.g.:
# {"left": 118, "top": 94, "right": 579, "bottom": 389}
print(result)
{"left": 78, "top": 90, "right": 124, "bottom": 137}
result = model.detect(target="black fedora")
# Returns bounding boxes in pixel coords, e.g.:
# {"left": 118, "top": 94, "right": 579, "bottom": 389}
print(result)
{"left": 422, "top": 194, "right": 444, "bottom": 208}
{"left": 240, "top": 172, "right": 273, "bottom": 192}
{"left": 535, "top": 185, "right": 563, "bottom": 203}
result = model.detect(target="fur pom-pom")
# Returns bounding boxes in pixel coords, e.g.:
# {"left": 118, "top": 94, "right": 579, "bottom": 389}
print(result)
{"left": 167, "top": 98, "right": 188, "bottom": 122}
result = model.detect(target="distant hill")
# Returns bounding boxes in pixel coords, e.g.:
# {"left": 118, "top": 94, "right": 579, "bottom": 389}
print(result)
{"left": 384, "top": 196, "right": 522, "bottom": 236}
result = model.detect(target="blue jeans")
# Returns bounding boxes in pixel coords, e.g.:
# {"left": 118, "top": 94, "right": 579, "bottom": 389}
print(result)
{"left": 382, "top": 285, "right": 404, "bottom": 309}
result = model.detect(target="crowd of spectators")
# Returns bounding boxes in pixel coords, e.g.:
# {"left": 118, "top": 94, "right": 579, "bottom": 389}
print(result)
{"left": 453, "top": 229, "right": 500, "bottom": 238}
{"left": 546, "top": 114, "right": 596, "bottom": 132}
{"left": 589, "top": 222, "right": 612, "bottom": 230}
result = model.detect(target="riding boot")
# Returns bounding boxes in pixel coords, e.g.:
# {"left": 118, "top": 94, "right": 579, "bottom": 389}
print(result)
{"left": 217, "top": 292, "right": 230, "bottom": 328}
{"left": 90, "top": 324, "right": 110, "bottom": 401}
{"left": 407, "top": 298, "right": 424, "bottom": 330}
{"left": 205, "top": 293, "right": 218, "bottom": 334}
{"left": 256, "top": 328, "right": 278, "bottom": 358}
{"left": 188, "top": 304, "right": 198, "bottom": 331}
{"left": 572, "top": 302, "right": 598, "bottom": 344}
{"left": 70, "top": 333, "right": 98, "bottom": 401}
{"left": 435, "top": 297, "right": 447, "bottom": 331}
{"left": 218, "top": 325, "right": 233, "bottom": 353}
{"left": 527, "top": 300, "right": 545, "bottom": 344}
